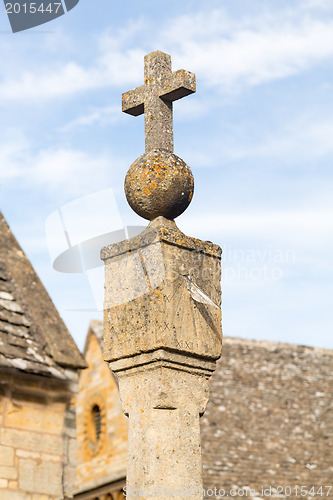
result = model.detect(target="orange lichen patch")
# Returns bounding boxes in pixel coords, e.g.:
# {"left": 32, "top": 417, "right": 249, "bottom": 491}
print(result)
{"left": 124, "top": 150, "right": 194, "bottom": 221}
{"left": 154, "top": 290, "right": 163, "bottom": 304}
{"left": 153, "top": 164, "right": 162, "bottom": 174}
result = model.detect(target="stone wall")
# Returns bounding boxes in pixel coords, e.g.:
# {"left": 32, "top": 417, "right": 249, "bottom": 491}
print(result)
{"left": 0, "top": 369, "right": 78, "bottom": 500}
{"left": 75, "top": 329, "right": 128, "bottom": 498}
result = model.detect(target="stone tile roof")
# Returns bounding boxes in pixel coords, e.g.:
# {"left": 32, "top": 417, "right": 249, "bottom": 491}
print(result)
{"left": 201, "top": 337, "right": 333, "bottom": 494}
{"left": 83, "top": 321, "right": 333, "bottom": 494}
{"left": 0, "top": 211, "right": 86, "bottom": 377}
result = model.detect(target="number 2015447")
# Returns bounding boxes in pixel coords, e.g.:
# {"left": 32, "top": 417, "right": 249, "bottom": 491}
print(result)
{"left": 6, "top": 3, "right": 62, "bottom": 14}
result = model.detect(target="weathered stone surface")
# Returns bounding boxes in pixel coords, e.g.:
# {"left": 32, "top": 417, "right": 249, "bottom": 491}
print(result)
{"left": 122, "top": 51, "right": 196, "bottom": 221}
{"left": 19, "top": 458, "right": 62, "bottom": 495}
{"left": 0, "top": 444, "right": 14, "bottom": 466}
{"left": 0, "top": 212, "right": 84, "bottom": 499}
{"left": 0, "top": 464, "right": 17, "bottom": 479}
{"left": 0, "top": 478, "right": 8, "bottom": 488}
{"left": 122, "top": 51, "right": 195, "bottom": 154}
{"left": 5, "top": 400, "right": 64, "bottom": 433}
{"left": 102, "top": 216, "right": 222, "bottom": 363}
{"left": 0, "top": 369, "right": 80, "bottom": 499}
{"left": 1, "top": 428, "right": 63, "bottom": 455}
{"left": 118, "top": 361, "right": 209, "bottom": 498}
{"left": 0, "top": 491, "right": 30, "bottom": 500}
{"left": 107, "top": 50, "right": 221, "bottom": 500}
{"left": 125, "top": 150, "right": 194, "bottom": 221}
{"left": 103, "top": 214, "right": 222, "bottom": 499}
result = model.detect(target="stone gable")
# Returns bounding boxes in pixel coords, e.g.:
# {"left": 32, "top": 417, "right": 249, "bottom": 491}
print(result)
{"left": 74, "top": 321, "right": 127, "bottom": 499}
{"left": 0, "top": 211, "right": 85, "bottom": 499}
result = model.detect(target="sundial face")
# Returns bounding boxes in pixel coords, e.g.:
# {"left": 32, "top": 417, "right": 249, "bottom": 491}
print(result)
{"left": 103, "top": 232, "right": 222, "bottom": 362}
{"left": 167, "top": 275, "right": 222, "bottom": 356}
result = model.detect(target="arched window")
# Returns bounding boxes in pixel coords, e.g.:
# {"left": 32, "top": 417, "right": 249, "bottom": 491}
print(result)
{"left": 91, "top": 404, "right": 102, "bottom": 442}
{"left": 83, "top": 395, "right": 106, "bottom": 456}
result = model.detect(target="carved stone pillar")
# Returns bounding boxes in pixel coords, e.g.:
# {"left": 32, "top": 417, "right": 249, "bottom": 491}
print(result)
{"left": 101, "top": 217, "right": 222, "bottom": 500}
{"left": 102, "top": 50, "right": 222, "bottom": 500}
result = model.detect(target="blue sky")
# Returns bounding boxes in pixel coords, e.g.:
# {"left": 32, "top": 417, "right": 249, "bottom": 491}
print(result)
{"left": 0, "top": 0, "right": 332, "bottom": 351}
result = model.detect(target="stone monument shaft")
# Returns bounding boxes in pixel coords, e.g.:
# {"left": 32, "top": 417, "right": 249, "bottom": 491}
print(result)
{"left": 102, "top": 51, "right": 222, "bottom": 500}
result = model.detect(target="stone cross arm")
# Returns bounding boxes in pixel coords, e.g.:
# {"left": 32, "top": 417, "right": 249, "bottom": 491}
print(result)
{"left": 122, "top": 51, "right": 196, "bottom": 152}
{"left": 122, "top": 69, "right": 196, "bottom": 116}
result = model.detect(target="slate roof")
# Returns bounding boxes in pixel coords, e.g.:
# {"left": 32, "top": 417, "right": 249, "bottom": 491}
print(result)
{"left": 201, "top": 337, "right": 333, "bottom": 494}
{"left": 0, "top": 211, "right": 86, "bottom": 378}
{"left": 85, "top": 320, "right": 333, "bottom": 493}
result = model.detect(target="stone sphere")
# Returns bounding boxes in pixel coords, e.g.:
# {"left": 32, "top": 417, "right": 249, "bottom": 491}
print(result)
{"left": 124, "top": 150, "right": 194, "bottom": 220}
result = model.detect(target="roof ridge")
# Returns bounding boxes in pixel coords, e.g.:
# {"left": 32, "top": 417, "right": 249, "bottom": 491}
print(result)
{"left": 222, "top": 336, "right": 333, "bottom": 355}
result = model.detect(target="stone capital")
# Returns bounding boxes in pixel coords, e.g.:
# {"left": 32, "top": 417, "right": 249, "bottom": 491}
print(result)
{"left": 109, "top": 349, "right": 216, "bottom": 417}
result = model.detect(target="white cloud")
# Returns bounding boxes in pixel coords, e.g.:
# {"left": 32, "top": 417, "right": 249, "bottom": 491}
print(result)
{"left": 167, "top": 11, "right": 333, "bottom": 91}
{"left": 0, "top": 135, "right": 123, "bottom": 197}
{"left": 245, "top": 118, "right": 333, "bottom": 164}
{"left": 0, "top": 132, "right": 30, "bottom": 178}
{"left": 32, "top": 148, "right": 109, "bottom": 190}
{"left": 303, "top": 0, "right": 333, "bottom": 11}
{"left": 0, "top": 28, "right": 145, "bottom": 103}
{"left": 180, "top": 113, "right": 333, "bottom": 169}
{"left": 59, "top": 105, "right": 122, "bottom": 132}
{"left": 1, "top": 5, "right": 333, "bottom": 104}
{"left": 0, "top": 63, "right": 93, "bottom": 101}
{"left": 180, "top": 209, "right": 333, "bottom": 252}
{"left": 61, "top": 98, "right": 206, "bottom": 132}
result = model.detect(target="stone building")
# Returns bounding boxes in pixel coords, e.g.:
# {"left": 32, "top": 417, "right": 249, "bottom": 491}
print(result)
{"left": 0, "top": 211, "right": 86, "bottom": 500}
{"left": 1, "top": 209, "right": 332, "bottom": 499}
{"left": 74, "top": 321, "right": 127, "bottom": 500}
{"left": 75, "top": 321, "right": 333, "bottom": 500}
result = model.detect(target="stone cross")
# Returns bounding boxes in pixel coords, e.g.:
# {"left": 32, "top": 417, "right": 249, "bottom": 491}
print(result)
{"left": 102, "top": 50, "right": 222, "bottom": 500}
{"left": 122, "top": 51, "right": 196, "bottom": 153}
